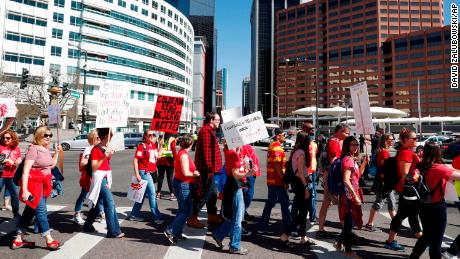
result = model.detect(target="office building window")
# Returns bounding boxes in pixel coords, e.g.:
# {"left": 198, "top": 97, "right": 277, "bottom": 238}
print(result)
{"left": 148, "top": 93, "right": 155, "bottom": 101}
{"left": 52, "top": 28, "right": 63, "bottom": 39}
{"left": 131, "top": 4, "right": 138, "bottom": 12}
{"left": 51, "top": 46, "right": 62, "bottom": 56}
{"left": 54, "top": 0, "right": 65, "bottom": 7}
{"left": 70, "top": 16, "right": 82, "bottom": 26}
{"left": 142, "top": 9, "right": 148, "bottom": 16}
{"left": 53, "top": 12, "right": 64, "bottom": 23}
{"left": 49, "top": 63, "right": 61, "bottom": 73}
{"left": 142, "top": 0, "right": 149, "bottom": 4}
{"left": 138, "top": 92, "right": 145, "bottom": 100}
{"left": 152, "top": 1, "right": 158, "bottom": 9}
{"left": 69, "top": 31, "right": 81, "bottom": 41}
{"left": 118, "top": 0, "right": 126, "bottom": 7}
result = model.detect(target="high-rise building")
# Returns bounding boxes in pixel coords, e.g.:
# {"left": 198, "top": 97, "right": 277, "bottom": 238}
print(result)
{"left": 193, "top": 36, "right": 207, "bottom": 131}
{"left": 250, "top": 0, "right": 301, "bottom": 120}
{"left": 0, "top": 0, "right": 194, "bottom": 132}
{"left": 215, "top": 68, "right": 227, "bottom": 113}
{"left": 166, "top": 0, "right": 217, "bottom": 113}
{"left": 242, "top": 77, "right": 251, "bottom": 115}
{"left": 275, "top": 0, "right": 445, "bottom": 117}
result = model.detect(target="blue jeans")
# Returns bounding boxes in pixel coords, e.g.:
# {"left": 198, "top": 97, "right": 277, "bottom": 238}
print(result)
{"left": 213, "top": 188, "right": 245, "bottom": 250}
{"left": 0, "top": 177, "right": 19, "bottom": 216}
{"left": 130, "top": 170, "right": 162, "bottom": 220}
{"left": 74, "top": 188, "right": 104, "bottom": 213}
{"left": 83, "top": 178, "right": 121, "bottom": 237}
{"left": 243, "top": 176, "right": 256, "bottom": 210}
{"left": 307, "top": 172, "right": 317, "bottom": 222}
{"left": 166, "top": 179, "right": 193, "bottom": 237}
{"left": 259, "top": 186, "right": 291, "bottom": 232}
{"left": 17, "top": 196, "right": 50, "bottom": 237}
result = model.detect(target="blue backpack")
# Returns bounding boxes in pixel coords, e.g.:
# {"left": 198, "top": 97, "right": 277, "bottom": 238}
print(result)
{"left": 327, "top": 158, "right": 346, "bottom": 195}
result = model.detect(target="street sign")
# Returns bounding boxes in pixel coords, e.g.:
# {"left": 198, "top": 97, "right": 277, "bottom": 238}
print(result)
{"left": 70, "top": 92, "right": 80, "bottom": 99}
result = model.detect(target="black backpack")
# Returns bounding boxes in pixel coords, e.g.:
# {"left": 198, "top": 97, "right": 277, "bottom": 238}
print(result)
{"left": 283, "top": 158, "right": 297, "bottom": 186}
{"left": 402, "top": 169, "right": 442, "bottom": 203}
{"left": 382, "top": 156, "right": 398, "bottom": 194}
{"left": 86, "top": 145, "right": 106, "bottom": 177}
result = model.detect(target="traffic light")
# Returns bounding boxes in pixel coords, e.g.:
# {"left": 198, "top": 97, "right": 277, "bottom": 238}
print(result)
{"left": 62, "top": 83, "right": 69, "bottom": 96}
{"left": 20, "top": 68, "right": 29, "bottom": 89}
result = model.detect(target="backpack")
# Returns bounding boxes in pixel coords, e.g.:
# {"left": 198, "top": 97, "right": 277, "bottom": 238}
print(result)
{"left": 402, "top": 168, "right": 442, "bottom": 203}
{"left": 327, "top": 157, "right": 345, "bottom": 195}
{"left": 13, "top": 160, "right": 25, "bottom": 185}
{"left": 283, "top": 158, "right": 297, "bottom": 186}
{"left": 382, "top": 147, "right": 410, "bottom": 195}
{"left": 86, "top": 145, "right": 106, "bottom": 177}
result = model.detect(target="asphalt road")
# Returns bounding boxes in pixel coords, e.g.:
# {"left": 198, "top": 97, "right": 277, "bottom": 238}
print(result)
{"left": 0, "top": 146, "right": 458, "bottom": 259}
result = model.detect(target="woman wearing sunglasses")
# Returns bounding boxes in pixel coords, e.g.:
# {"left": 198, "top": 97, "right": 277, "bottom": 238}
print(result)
{"left": 13, "top": 126, "right": 62, "bottom": 250}
{"left": 0, "top": 130, "right": 21, "bottom": 219}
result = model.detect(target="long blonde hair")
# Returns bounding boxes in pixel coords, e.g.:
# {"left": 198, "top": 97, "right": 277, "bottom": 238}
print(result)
{"left": 87, "top": 130, "right": 99, "bottom": 146}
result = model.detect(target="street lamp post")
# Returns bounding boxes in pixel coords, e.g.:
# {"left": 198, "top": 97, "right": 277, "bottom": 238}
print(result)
{"left": 81, "top": 51, "right": 87, "bottom": 133}
{"left": 264, "top": 92, "right": 279, "bottom": 126}
{"left": 338, "top": 98, "right": 351, "bottom": 126}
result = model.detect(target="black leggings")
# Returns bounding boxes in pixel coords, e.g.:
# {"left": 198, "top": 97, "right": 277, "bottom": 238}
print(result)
{"left": 157, "top": 165, "right": 174, "bottom": 194}
{"left": 410, "top": 202, "right": 447, "bottom": 259}
{"left": 284, "top": 178, "right": 310, "bottom": 236}
{"left": 390, "top": 195, "right": 422, "bottom": 233}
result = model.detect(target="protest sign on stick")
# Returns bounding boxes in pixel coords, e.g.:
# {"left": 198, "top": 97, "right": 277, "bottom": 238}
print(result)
{"left": 221, "top": 107, "right": 242, "bottom": 123}
{"left": 48, "top": 104, "right": 60, "bottom": 125}
{"left": 221, "top": 111, "right": 269, "bottom": 150}
{"left": 0, "top": 98, "right": 17, "bottom": 118}
{"left": 150, "top": 95, "right": 184, "bottom": 134}
{"left": 350, "top": 81, "right": 375, "bottom": 136}
{"left": 95, "top": 82, "right": 130, "bottom": 128}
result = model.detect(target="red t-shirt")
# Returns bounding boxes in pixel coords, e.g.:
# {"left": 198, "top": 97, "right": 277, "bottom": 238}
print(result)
{"left": 376, "top": 149, "right": 390, "bottom": 168}
{"left": 453, "top": 155, "right": 460, "bottom": 170}
{"left": 91, "top": 145, "right": 111, "bottom": 171}
{"left": 0, "top": 145, "right": 21, "bottom": 178}
{"left": 396, "top": 148, "right": 420, "bottom": 193}
{"left": 134, "top": 143, "right": 158, "bottom": 172}
{"left": 224, "top": 149, "right": 246, "bottom": 177}
{"left": 174, "top": 149, "right": 196, "bottom": 183}
{"left": 328, "top": 138, "right": 341, "bottom": 162}
{"left": 425, "top": 164, "right": 454, "bottom": 203}
{"left": 241, "top": 145, "right": 260, "bottom": 176}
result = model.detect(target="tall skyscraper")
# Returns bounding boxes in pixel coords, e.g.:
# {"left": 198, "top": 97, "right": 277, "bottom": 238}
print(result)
{"left": 216, "top": 68, "right": 227, "bottom": 110}
{"left": 166, "top": 0, "right": 217, "bottom": 113}
{"left": 250, "top": 0, "right": 301, "bottom": 120}
{"left": 242, "top": 77, "right": 251, "bottom": 115}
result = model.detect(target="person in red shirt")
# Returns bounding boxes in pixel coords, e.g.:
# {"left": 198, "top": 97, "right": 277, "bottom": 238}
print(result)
{"left": 0, "top": 130, "right": 21, "bottom": 218}
{"left": 164, "top": 135, "right": 200, "bottom": 244}
{"left": 410, "top": 143, "right": 460, "bottom": 258}
{"left": 127, "top": 130, "right": 164, "bottom": 224}
{"left": 241, "top": 144, "right": 260, "bottom": 224}
{"left": 156, "top": 133, "right": 177, "bottom": 200}
{"left": 385, "top": 128, "right": 422, "bottom": 251}
{"left": 317, "top": 123, "right": 350, "bottom": 238}
{"left": 365, "top": 133, "right": 396, "bottom": 231}
{"left": 258, "top": 128, "right": 291, "bottom": 234}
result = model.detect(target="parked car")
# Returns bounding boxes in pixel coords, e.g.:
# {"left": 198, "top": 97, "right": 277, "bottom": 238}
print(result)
{"left": 283, "top": 135, "right": 295, "bottom": 150}
{"left": 443, "top": 140, "right": 460, "bottom": 160}
{"left": 416, "top": 135, "right": 452, "bottom": 149}
{"left": 124, "top": 132, "right": 143, "bottom": 149}
{"left": 60, "top": 134, "right": 89, "bottom": 151}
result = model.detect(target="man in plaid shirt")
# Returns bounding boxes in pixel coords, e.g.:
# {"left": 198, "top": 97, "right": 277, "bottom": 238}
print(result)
{"left": 187, "top": 112, "right": 223, "bottom": 228}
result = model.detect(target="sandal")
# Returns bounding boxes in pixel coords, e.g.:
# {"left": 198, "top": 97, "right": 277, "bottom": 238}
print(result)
{"left": 11, "top": 240, "right": 35, "bottom": 249}
{"left": 46, "top": 240, "right": 61, "bottom": 251}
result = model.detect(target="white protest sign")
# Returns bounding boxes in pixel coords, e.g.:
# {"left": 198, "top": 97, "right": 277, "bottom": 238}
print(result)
{"left": 127, "top": 176, "right": 147, "bottom": 203}
{"left": 221, "top": 107, "right": 242, "bottom": 123}
{"left": 0, "top": 98, "right": 17, "bottom": 118}
{"left": 95, "top": 81, "right": 130, "bottom": 128}
{"left": 108, "top": 131, "right": 125, "bottom": 152}
{"left": 48, "top": 104, "right": 60, "bottom": 125}
{"left": 221, "top": 111, "right": 269, "bottom": 149}
{"left": 350, "top": 82, "right": 375, "bottom": 135}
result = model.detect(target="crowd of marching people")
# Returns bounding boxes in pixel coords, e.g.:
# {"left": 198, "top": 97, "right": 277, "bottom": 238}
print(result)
{"left": 1, "top": 112, "right": 460, "bottom": 258}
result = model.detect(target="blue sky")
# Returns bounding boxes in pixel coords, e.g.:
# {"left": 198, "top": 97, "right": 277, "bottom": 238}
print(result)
{"left": 215, "top": 0, "right": 454, "bottom": 110}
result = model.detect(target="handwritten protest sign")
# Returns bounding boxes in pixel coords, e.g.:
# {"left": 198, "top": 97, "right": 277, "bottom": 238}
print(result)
{"left": 108, "top": 132, "right": 125, "bottom": 152}
{"left": 350, "top": 81, "right": 375, "bottom": 135}
{"left": 95, "top": 82, "right": 130, "bottom": 128}
{"left": 151, "top": 95, "right": 184, "bottom": 133}
{"left": 0, "top": 98, "right": 17, "bottom": 118}
{"left": 48, "top": 104, "right": 60, "bottom": 125}
{"left": 221, "top": 111, "right": 269, "bottom": 149}
{"left": 221, "top": 107, "right": 242, "bottom": 123}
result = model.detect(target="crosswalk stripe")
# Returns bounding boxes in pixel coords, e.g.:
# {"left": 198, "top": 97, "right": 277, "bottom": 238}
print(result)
{"left": 163, "top": 210, "right": 207, "bottom": 259}
{"left": 306, "top": 225, "right": 348, "bottom": 259}
{"left": 0, "top": 205, "right": 66, "bottom": 237}
{"left": 42, "top": 207, "right": 131, "bottom": 259}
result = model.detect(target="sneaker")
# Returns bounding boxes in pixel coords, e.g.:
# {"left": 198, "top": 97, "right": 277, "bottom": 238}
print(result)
{"left": 364, "top": 224, "right": 381, "bottom": 233}
{"left": 229, "top": 248, "right": 249, "bottom": 255}
{"left": 212, "top": 234, "right": 224, "bottom": 249}
{"left": 96, "top": 214, "right": 106, "bottom": 223}
{"left": 126, "top": 215, "right": 145, "bottom": 222}
{"left": 164, "top": 230, "right": 177, "bottom": 244}
{"left": 154, "top": 219, "right": 165, "bottom": 225}
{"left": 442, "top": 251, "right": 458, "bottom": 259}
{"left": 384, "top": 240, "right": 405, "bottom": 251}
{"left": 169, "top": 194, "right": 177, "bottom": 201}
{"left": 241, "top": 227, "right": 252, "bottom": 236}
{"left": 73, "top": 215, "right": 85, "bottom": 225}
{"left": 316, "top": 230, "right": 335, "bottom": 239}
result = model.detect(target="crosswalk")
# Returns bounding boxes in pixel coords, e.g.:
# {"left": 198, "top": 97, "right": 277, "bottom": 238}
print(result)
{"left": 0, "top": 203, "right": 456, "bottom": 259}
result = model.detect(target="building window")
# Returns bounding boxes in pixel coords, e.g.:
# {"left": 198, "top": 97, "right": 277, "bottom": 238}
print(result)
{"left": 69, "top": 31, "right": 81, "bottom": 41}
{"left": 160, "top": 5, "right": 166, "bottom": 13}
{"left": 152, "top": 1, "right": 158, "bottom": 9}
{"left": 68, "top": 48, "right": 80, "bottom": 58}
{"left": 54, "top": 0, "right": 65, "bottom": 7}
{"left": 11, "top": 0, "right": 48, "bottom": 9}
{"left": 130, "top": 90, "right": 135, "bottom": 99}
{"left": 71, "top": 0, "right": 82, "bottom": 10}
{"left": 53, "top": 12, "right": 64, "bottom": 23}
{"left": 51, "top": 46, "right": 62, "bottom": 56}
{"left": 49, "top": 63, "right": 61, "bottom": 73}
{"left": 142, "top": 9, "right": 148, "bottom": 16}
{"left": 52, "top": 28, "right": 63, "bottom": 39}
{"left": 142, "top": 0, "right": 149, "bottom": 4}
{"left": 138, "top": 92, "right": 145, "bottom": 100}
{"left": 70, "top": 16, "right": 82, "bottom": 26}
{"left": 130, "top": 4, "right": 138, "bottom": 12}
{"left": 148, "top": 93, "right": 155, "bottom": 101}
{"left": 118, "top": 0, "right": 126, "bottom": 7}
{"left": 104, "top": 0, "right": 113, "bottom": 3}
{"left": 168, "top": 10, "right": 173, "bottom": 17}
{"left": 151, "top": 13, "right": 157, "bottom": 20}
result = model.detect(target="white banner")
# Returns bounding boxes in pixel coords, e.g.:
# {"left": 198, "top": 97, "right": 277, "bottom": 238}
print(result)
{"left": 350, "top": 82, "right": 375, "bottom": 135}
{"left": 48, "top": 104, "right": 60, "bottom": 125}
{"left": 221, "top": 111, "right": 269, "bottom": 149}
{"left": 127, "top": 176, "right": 148, "bottom": 203}
{"left": 108, "top": 132, "right": 125, "bottom": 152}
{"left": 95, "top": 81, "right": 130, "bottom": 128}
{"left": 221, "top": 107, "right": 242, "bottom": 123}
{"left": 0, "top": 98, "right": 17, "bottom": 118}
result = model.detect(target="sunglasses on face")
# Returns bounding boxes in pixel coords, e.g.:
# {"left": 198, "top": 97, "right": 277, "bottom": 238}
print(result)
{"left": 2, "top": 137, "right": 11, "bottom": 140}
{"left": 44, "top": 134, "right": 53, "bottom": 138}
